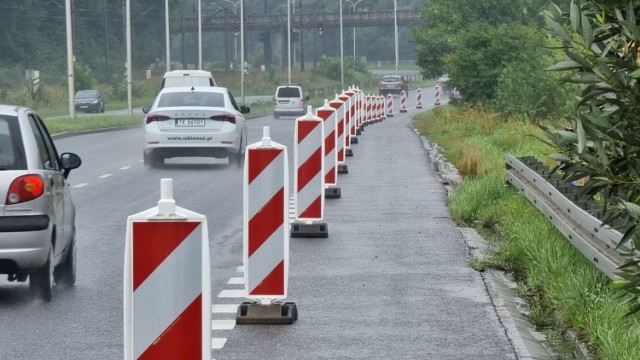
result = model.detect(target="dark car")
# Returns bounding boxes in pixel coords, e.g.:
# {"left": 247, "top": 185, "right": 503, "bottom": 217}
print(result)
{"left": 378, "top": 75, "right": 409, "bottom": 96}
{"left": 74, "top": 90, "right": 105, "bottom": 113}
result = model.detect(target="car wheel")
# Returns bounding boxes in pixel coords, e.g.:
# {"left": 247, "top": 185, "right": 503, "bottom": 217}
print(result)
{"left": 30, "top": 248, "right": 54, "bottom": 301}
{"left": 143, "top": 150, "right": 151, "bottom": 166}
{"left": 100, "top": 102, "right": 105, "bottom": 113}
{"left": 54, "top": 234, "right": 76, "bottom": 286}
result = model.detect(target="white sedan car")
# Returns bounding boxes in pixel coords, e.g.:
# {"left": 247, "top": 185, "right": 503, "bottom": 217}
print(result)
{"left": 143, "top": 87, "right": 249, "bottom": 167}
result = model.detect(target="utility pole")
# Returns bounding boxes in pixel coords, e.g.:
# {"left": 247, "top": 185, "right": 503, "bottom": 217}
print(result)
{"left": 300, "top": 1, "right": 304, "bottom": 71}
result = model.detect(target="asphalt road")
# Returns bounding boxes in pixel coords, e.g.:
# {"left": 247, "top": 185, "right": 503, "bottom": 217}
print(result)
{"left": 0, "top": 88, "right": 521, "bottom": 359}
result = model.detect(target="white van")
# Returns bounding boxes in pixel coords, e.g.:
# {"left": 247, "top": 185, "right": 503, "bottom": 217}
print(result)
{"left": 161, "top": 70, "right": 217, "bottom": 88}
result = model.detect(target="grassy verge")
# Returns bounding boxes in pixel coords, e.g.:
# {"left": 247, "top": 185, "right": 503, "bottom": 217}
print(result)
{"left": 414, "top": 106, "right": 640, "bottom": 359}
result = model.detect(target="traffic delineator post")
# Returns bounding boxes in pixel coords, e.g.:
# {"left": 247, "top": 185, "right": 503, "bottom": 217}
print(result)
{"left": 339, "top": 91, "right": 357, "bottom": 147}
{"left": 435, "top": 85, "right": 441, "bottom": 106}
{"left": 316, "top": 100, "right": 341, "bottom": 199}
{"left": 386, "top": 93, "right": 394, "bottom": 118}
{"left": 379, "top": 95, "right": 386, "bottom": 121}
{"left": 291, "top": 106, "right": 329, "bottom": 238}
{"left": 400, "top": 90, "right": 408, "bottom": 113}
{"left": 416, "top": 87, "right": 423, "bottom": 109}
{"left": 124, "top": 178, "right": 211, "bottom": 360}
{"left": 328, "top": 96, "right": 348, "bottom": 174}
{"left": 237, "top": 126, "right": 297, "bottom": 324}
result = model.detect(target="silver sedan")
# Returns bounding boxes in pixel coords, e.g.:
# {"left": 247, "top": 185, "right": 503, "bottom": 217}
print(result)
{"left": 142, "top": 86, "right": 249, "bottom": 167}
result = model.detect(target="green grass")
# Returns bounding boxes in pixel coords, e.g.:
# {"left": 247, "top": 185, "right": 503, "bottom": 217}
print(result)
{"left": 413, "top": 105, "right": 640, "bottom": 359}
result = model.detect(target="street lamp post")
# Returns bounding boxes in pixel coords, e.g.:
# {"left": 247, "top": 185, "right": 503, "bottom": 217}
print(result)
{"left": 345, "top": 0, "right": 364, "bottom": 61}
{"left": 222, "top": 0, "right": 241, "bottom": 63}
{"left": 339, "top": 0, "right": 344, "bottom": 89}
{"left": 394, "top": 0, "right": 399, "bottom": 75}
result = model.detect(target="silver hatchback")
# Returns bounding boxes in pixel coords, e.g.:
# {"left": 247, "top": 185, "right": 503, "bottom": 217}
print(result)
{"left": 0, "top": 105, "right": 81, "bottom": 301}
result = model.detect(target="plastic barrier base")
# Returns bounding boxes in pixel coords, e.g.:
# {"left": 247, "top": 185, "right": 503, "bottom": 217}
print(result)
{"left": 356, "top": 129, "right": 362, "bottom": 135}
{"left": 346, "top": 148, "right": 354, "bottom": 157}
{"left": 290, "top": 222, "right": 329, "bottom": 238}
{"left": 338, "top": 164, "right": 349, "bottom": 174}
{"left": 400, "top": 109, "right": 408, "bottom": 113}
{"left": 351, "top": 137, "right": 358, "bottom": 144}
{"left": 236, "top": 301, "right": 298, "bottom": 325}
{"left": 325, "top": 187, "right": 341, "bottom": 199}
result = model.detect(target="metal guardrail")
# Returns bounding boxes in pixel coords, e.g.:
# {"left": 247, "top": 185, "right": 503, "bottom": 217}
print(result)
{"left": 504, "top": 154, "right": 625, "bottom": 280}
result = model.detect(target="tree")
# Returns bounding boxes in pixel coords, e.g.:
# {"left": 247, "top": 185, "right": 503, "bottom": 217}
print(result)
{"left": 544, "top": 0, "right": 640, "bottom": 314}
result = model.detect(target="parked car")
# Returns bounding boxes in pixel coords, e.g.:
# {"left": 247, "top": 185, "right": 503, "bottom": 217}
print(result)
{"left": 142, "top": 86, "right": 249, "bottom": 167}
{"left": 378, "top": 75, "right": 409, "bottom": 96}
{"left": 0, "top": 105, "right": 82, "bottom": 301}
{"left": 74, "top": 89, "right": 105, "bottom": 113}
{"left": 161, "top": 70, "right": 217, "bottom": 89}
{"left": 273, "top": 85, "right": 309, "bottom": 119}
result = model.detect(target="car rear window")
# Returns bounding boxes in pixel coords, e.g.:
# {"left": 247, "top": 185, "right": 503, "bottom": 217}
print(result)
{"left": 75, "top": 90, "right": 99, "bottom": 99}
{"left": 157, "top": 92, "right": 225, "bottom": 108}
{"left": 382, "top": 76, "right": 400, "bottom": 83}
{"left": 163, "top": 76, "right": 213, "bottom": 88}
{"left": 277, "top": 87, "right": 301, "bottom": 98}
{"left": 0, "top": 116, "right": 26, "bottom": 170}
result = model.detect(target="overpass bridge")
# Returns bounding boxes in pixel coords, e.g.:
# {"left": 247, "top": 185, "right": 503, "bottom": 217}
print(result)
{"left": 185, "top": 10, "right": 423, "bottom": 32}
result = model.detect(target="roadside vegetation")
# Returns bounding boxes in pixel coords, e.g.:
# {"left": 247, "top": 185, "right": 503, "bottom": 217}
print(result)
{"left": 411, "top": 0, "right": 640, "bottom": 358}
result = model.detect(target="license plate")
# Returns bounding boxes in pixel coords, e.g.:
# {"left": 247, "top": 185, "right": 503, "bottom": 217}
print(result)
{"left": 175, "top": 119, "right": 205, "bottom": 127}
{"left": 80, "top": 105, "right": 88, "bottom": 108}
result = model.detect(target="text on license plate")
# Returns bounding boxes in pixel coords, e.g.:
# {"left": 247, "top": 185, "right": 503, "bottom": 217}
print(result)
{"left": 175, "top": 119, "right": 205, "bottom": 127}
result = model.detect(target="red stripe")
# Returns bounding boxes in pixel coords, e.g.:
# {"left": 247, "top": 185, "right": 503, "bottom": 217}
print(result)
{"left": 325, "top": 166, "right": 336, "bottom": 184}
{"left": 248, "top": 188, "right": 284, "bottom": 257}
{"left": 337, "top": 119, "right": 344, "bottom": 137}
{"left": 132, "top": 222, "right": 199, "bottom": 291}
{"left": 316, "top": 109, "right": 334, "bottom": 122}
{"left": 248, "top": 148, "right": 282, "bottom": 184}
{"left": 297, "top": 120, "right": 319, "bottom": 143}
{"left": 138, "top": 294, "right": 202, "bottom": 360}
{"left": 297, "top": 148, "right": 322, "bottom": 191}
{"left": 338, "top": 148, "right": 344, "bottom": 162}
{"left": 249, "top": 260, "right": 284, "bottom": 296}
{"left": 300, "top": 196, "right": 322, "bottom": 218}
{"left": 325, "top": 130, "right": 335, "bottom": 153}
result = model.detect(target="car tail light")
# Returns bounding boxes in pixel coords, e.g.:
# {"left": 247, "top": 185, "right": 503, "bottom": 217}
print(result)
{"left": 6, "top": 174, "right": 45, "bottom": 204}
{"left": 301, "top": 99, "right": 305, "bottom": 108}
{"left": 145, "top": 113, "right": 170, "bottom": 124}
{"left": 210, "top": 114, "right": 236, "bottom": 124}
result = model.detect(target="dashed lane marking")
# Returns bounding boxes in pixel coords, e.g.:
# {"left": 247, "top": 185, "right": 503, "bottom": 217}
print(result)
{"left": 227, "top": 277, "right": 244, "bottom": 285}
{"left": 98, "top": 173, "right": 112, "bottom": 179}
{"left": 212, "top": 320, "right": 236, "bottom": 330}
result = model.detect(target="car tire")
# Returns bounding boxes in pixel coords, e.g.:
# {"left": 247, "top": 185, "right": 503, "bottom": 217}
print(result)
{"left": 30, "top": 248, "right": 54, "bottom": 301}
{"left": 54, "top": 235, "right": 76, "bottom": 286}
{"left": 100, "top": 103, "right": 105, "bottom": 113}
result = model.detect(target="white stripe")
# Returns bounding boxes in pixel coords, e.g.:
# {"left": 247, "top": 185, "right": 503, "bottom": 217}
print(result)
{"left": 98, "top": 173, "right": 112, "bottom": 179}
{"left": 247, "top": 224, "right": 285, "bottom": 294}
{"left": 120, "top": 166, "right": 131, "bottom": 170}
{"left": 236, "top": 265, "right": 244, "bottom": 272}
{"left": 227, "top": 277, "right": 244, "bottom": 285}
{"left": 73, "top": 183, "right": 88, "bottom": 188}
{"left": 211, "top": 338, "right": 227, "bottom": 350}
{"left": 212, "top": 304, "right": 239, "bottom": 313}
{"left": 248, "top": 150, "right": 285, "bottom": 220}
{"left": 132, "top": 224, "right": 202, "bottom": 359}
{"left": 212, "top": 320, "right": 236, "bottom": 330}
{"left": 218, "top": 289, "right": 246, "bottom": 298}
{"left": 297, "top": 173, "right": 323, "bottom": 219}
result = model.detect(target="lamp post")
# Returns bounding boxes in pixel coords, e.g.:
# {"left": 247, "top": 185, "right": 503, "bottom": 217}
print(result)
{"left": 339, "top": 0, "right": 344, "bottom": 89}
{"left": 165, "top": 0, "right": 170, "bottom": 72}
{"left": 197, "top": 0, "right": 202, "bottom": 69}
{"left": 222, "top": 0, "right": 241, "bottom": 63}
{"left": 345, "top": 0, "right": 364, "bottom": 61}
{"left": 287, "top": 0, "right": 292, "bottom": 83}
{"left": 394, "top": 0, "right": 399, "bottom": 75}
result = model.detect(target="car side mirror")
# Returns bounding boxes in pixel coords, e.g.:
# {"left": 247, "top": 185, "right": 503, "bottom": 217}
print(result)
{"left": 142, "top": 106, "right": 151, "bottom": 114}
{"left": 240, "top": 105, "right": 250, "bottom": 114}
{"left": 305, "top": 95, "right": 310, "bottom": 101}
{"left": 60, "top": 152, "right": 82, "bottom": 179}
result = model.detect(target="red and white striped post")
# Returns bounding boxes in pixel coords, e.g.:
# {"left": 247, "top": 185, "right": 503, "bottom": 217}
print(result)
{"left": 338, "top": 92, "right": 355, "bottom": 153}
{"left": 328, "top": 96, "right": 348, "bottom": 174}
{"left": 291, "top": 106, "right": 328, "bottom": 238}
{"left": 386, "top": 93, "right": 394, "bottom": 118}
{"left": 435, "top": 85, "right": 441, "bottom": 106}
{"left": 316, "top": 100, "right": 341, "bottom": 199}
{"left": 379, "top": 95, "right": 385, "bottom": 121}
{"left": 237, "top": 126, "right": 297, "bottom": 324}
{"left": 416, "top": 87, "right": 423, "bottom": 109}
{"left": 400, "top": 90, "right": 408, "bottom": 113}
{"left": 124, "top": 178, "right": 211, "bottom": 360}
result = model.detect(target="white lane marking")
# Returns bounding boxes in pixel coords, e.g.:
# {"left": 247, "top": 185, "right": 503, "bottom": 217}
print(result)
{"left": 98, "top": 173, "right": 112, "bottom": 179}
{"left": 212, "top": 338, "right": 227, "bottom": 350}
{"left": 218, "top": 289, "right": 246, "bottom": 298}
{"left": 236, "top": 266, "right": 244, "bottom": 272}
{"left": 120, "top": 166, "right": 131, "bottom": 170}
{"left": 212, "top": 304, "right": 239, "bottom": 313}
{"left": 227, "top": 277, "right": 244, "bottom": 285}
{"left": 212, "top": 320, "right": 236, "bottom": 330}
{"left": 73, "top": 183, "right": 88, "bottom": 188}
